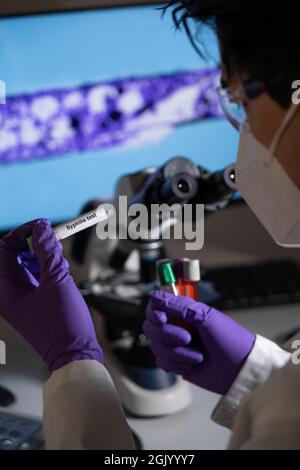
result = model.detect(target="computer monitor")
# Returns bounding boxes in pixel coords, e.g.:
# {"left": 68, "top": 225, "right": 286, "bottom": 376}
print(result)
{"left": 0, "top": 2, "right": 239, "bottom": 231}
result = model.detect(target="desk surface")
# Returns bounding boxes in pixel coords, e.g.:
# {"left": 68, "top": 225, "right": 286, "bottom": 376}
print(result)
{"left": 1, "top": 302, "right": 299, "bottom": 450}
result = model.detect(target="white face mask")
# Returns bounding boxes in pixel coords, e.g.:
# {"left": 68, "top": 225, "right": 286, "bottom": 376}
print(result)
{"left": 236, "top": 104, "right": 300, "bottom": 247}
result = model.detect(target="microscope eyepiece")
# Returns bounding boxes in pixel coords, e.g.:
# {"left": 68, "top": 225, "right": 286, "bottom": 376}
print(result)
{"left": 177, "top": 178, "right": 191, "bottom": 194}
{"left": 223, "top": 164, "right": 237, "bottom": 191}
{"left": 160, "top": 172, "right": 198, "bottom": 205}
{"left": 196, "top": 163, "right": 237, "bottom": 206}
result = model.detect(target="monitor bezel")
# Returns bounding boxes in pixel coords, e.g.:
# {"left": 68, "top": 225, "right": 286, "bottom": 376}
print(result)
{"left": 0, "top": 0, "right": 162, "bottom": 18}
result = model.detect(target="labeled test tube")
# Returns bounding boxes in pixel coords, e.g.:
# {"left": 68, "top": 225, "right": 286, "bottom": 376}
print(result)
{"left": 27, "top": 206, "right": 112, "bottom": 251}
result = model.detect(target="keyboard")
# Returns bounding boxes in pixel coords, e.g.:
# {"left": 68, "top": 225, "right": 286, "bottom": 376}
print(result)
{"left": 204, "top": 260, "right": 300, "bottom": 311}
{"left": 0, "top": 412, "right": 44, "bottom": 450}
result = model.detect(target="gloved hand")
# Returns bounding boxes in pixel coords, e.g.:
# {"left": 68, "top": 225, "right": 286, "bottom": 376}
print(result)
{"left": 143, "top": 291, "right": 256, "bottom": 395}
{"left": 0, "top": 219, "right": 103, "bottom": 372}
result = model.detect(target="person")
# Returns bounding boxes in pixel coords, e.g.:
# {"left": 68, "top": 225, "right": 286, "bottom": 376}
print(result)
{"left": 143, "top": 0, "right": 300, "bottom": 449}
{"left": 1, "top": 0, "right": 300, "bottom": 450}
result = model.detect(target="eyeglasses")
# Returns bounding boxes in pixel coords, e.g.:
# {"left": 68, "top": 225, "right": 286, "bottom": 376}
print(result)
{"left": 217, "top": 79, "right": 265, "bottom": 131}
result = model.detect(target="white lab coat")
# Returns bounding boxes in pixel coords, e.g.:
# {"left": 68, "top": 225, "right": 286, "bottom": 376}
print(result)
{"left": 43, "top": 334, "right": 296, "bottom": 450}
{"left": 43, "top": 360, "right": 135, "bottom": 449}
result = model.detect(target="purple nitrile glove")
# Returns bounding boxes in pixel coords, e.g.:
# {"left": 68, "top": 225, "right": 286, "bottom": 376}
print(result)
{"left": 0, "top": 218, "right": 103, "bottom": 372}
{"left": 143, "top": 291, "right": 256, "bottom": 395}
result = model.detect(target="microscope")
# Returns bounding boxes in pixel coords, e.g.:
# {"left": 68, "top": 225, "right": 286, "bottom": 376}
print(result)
{"left": 70, "top": 156, "right": 237, "bottom": 417}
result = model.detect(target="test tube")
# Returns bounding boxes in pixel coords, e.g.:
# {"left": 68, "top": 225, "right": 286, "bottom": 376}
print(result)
{"left": 157, "top": 261, "right": 179, "bottom": 296}
{"left": 173, "top": 258, "right": 192, "bottom": 296}
{"left": 156, "top": 258, "right": 170, "bottom": 283}
{"left": 183, "top": 259, "right": 201, "bottom": 300}
{"left": 157, "top": 259, "right": 196, "bottom": 335}
{"left": 27, "top": 206, "right": 112, "bottom": 251}
{"left": 173, "top": 258, "right": 201, "bottom": 345}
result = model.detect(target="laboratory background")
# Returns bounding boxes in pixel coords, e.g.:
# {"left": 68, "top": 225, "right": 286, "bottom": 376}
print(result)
{"left": 0, "top": 0, "right": 300, "bottom": 453}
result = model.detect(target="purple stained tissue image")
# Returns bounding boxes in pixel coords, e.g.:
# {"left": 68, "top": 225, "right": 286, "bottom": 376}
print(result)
{"left": 0, "top": 67, "right": 223, "bottom": 164}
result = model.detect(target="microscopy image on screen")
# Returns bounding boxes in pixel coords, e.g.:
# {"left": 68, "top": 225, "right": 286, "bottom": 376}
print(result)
{"left": 0, "top": 6, "right": 238, "bottom": 229}
{"left": 0, "top": 68, "right": 222, "bottom": 164}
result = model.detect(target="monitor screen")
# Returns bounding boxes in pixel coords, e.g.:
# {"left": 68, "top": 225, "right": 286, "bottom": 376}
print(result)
{"left": 0, "top": 4, "right": 239, "bottom": 231}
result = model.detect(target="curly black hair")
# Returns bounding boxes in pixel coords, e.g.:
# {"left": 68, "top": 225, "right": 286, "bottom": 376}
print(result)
{"left": 163, "top": 0, "right": 300, "bottom": 108}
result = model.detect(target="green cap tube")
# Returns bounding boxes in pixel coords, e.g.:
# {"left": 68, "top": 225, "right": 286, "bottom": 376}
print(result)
{"left": 158, "top": 261, "right": 177, "bottom": 287}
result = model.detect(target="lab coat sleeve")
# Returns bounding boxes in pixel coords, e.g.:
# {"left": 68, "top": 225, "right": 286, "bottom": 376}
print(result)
{"left": 43, "top": 360, "right": 136, "bottom": 450}
{"left": 228, "top": 359, "right": 300, "bottom": 449}
{"left": 211, "top": 335, "right": 291, "bottom": 429}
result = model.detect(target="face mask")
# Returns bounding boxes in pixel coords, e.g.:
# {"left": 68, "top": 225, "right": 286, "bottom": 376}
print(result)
{"left": 236, "top": 104, "right": 300, "bottom": 247}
